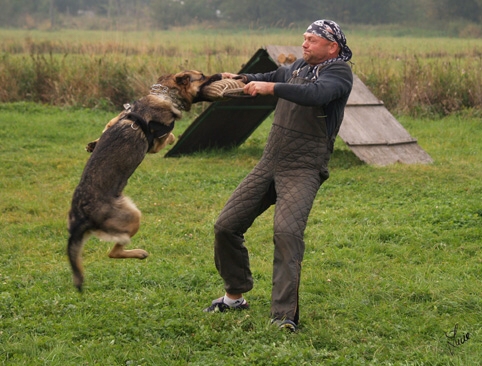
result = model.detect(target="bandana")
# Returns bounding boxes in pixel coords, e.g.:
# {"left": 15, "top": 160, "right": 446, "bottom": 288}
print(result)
{"left": 306, "top": 19, "right": 352, "bottom": 63}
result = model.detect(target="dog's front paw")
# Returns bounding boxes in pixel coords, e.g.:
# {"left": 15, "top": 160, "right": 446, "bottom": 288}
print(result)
{"left": 85, "top": 140, "right": 97, "bottom": 153}
{"left": 167, "top": 132, "right": 176, "bottom": 145}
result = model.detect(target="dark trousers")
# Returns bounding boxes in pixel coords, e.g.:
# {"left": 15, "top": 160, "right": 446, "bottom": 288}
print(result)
{"left": 214, "top": 125, "right": 328, "bottom": 323}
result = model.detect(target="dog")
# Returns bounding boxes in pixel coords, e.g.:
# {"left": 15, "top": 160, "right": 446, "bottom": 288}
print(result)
{"left": 67, "top": 70, "right": 222, "bottom": 291}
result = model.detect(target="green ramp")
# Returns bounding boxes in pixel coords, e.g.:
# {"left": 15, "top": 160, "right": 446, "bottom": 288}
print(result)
{"left": 165, "top": 48, "right": 279, "bottom": 157}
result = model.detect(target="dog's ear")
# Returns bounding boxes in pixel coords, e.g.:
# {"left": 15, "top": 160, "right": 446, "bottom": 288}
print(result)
{"left": 175, "top": 74, "right": 191, "bottom": 86}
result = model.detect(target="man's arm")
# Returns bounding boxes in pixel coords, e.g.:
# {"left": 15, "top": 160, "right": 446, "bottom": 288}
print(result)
{"left": 274, "top": 62, "right": 353, "bottom": 106}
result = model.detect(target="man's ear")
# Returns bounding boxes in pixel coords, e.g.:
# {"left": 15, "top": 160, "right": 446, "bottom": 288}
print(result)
{"left": 331, "top": 42, "right": 341, "bottom": 57}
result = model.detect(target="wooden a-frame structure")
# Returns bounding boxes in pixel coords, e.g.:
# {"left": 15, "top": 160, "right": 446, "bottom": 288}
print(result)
{"left": 165, "top": 45, "right": 433, "bottom": 166}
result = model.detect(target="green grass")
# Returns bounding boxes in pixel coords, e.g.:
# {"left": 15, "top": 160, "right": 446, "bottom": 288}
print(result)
{"left": 1, "top": 102, "right": 481, "bottom": 365}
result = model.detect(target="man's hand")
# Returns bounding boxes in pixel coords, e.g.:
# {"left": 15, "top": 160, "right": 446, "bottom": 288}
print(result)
{"left": 243, "top": 81, "right": 275, "bottom": 96}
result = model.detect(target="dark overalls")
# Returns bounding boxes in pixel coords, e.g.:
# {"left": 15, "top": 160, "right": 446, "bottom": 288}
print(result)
{"left": 214, "top": 65, "right": 336, "bottom": 324}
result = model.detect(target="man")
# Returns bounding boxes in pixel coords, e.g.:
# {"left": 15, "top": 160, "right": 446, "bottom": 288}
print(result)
{"left": 204, "top": 20, "right": 353, "bottom": 332}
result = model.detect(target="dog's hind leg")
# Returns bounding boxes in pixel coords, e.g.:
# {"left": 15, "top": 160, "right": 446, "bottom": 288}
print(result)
{"left": 108, "top": 242, "right": 149, "bottom": 259}
{"left": 106, "top": 227, "right": 149, "bottom": 259}
{"left": 102, "top": 196, "right": 149, "bottom": 260}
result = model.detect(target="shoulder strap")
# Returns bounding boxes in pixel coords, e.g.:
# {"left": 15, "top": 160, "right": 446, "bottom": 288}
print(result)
{"left": 125, "top": 112, "right": 154, "bottom": 150}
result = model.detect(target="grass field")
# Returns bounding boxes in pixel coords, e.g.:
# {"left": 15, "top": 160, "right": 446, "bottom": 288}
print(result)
{"left": 0, "top": 100, "right": 481, "bottom": 365}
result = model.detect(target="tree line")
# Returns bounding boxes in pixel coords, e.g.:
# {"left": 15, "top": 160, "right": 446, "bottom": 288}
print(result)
{"left": 1, "top": 0, "right": 482, "bottom": 30}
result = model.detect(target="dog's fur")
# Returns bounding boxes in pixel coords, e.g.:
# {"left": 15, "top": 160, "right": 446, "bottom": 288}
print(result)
{"left": 67, "top": 70, "right": 221, "bottom": 291}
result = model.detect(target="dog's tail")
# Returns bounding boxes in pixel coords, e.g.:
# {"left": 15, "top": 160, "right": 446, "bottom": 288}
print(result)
{"left": 67, "top": 219, "right": 91, "bottom": 292}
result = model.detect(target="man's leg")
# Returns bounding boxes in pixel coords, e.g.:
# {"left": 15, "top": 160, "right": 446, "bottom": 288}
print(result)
{"left": 271, "top": 170, "right": 322, "bottom": 324}
{"left": 214, "top": 167, "right": 276, "bottom": 294}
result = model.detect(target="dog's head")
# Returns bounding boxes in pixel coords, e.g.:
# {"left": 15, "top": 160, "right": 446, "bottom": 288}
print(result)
{"left": 155, "top": 70, "right": 222, "bottom": 110}
{"left": 86, "top": 70, "right": 221, "bottom": 154}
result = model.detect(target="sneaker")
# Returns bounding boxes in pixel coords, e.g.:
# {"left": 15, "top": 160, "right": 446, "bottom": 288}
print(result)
{"left": 271, "top": 318, "right": 297, "bottom": 332}
{"left": 203, "top": 296, "right": 250, "bottom": 313}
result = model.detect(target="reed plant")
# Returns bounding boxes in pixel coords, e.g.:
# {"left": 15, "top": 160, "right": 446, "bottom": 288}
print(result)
{"left": 1, "top": 28, "right": 482, "bottom": 116}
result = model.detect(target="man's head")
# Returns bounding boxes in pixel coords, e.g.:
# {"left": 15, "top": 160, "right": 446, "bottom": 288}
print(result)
{"left": 302, "top": 19, "right": 352, "bottom": 66}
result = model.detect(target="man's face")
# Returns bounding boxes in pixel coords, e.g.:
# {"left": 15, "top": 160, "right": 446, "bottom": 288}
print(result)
{"left": 302, "top": 32, "right": 339, "bottom": 66}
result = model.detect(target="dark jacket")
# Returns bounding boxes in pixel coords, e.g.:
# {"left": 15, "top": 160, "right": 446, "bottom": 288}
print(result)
{"left": 244, "top": 59, "right": 353, "bottom": 137}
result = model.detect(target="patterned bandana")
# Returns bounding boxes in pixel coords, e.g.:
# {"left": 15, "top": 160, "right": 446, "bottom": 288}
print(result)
{"left": 305, "top": 19, "right": 352, "bottom": 63}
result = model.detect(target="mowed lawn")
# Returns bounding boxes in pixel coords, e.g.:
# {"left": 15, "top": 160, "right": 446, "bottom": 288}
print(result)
{"left": 0, "top": 101, "right": 481, "bottom": 365}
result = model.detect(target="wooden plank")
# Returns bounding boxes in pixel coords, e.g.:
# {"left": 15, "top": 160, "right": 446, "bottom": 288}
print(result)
{"left": 348, "top": 143, "right": 433, "bottom": 166}
{"left": 347, "top": 75, "right": 383, "bottom": 106}
{"left": 339, "top": 105, "right": 414, "bottom": 145}
{"left": 346, "top": 139, "right": 418, "bottom": 147}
